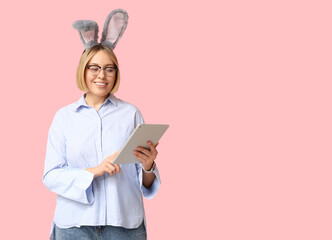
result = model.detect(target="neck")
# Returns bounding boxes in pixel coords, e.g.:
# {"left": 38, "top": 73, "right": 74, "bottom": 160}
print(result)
{"left": 85, "top": 92, "right": 109, "bottom": 111}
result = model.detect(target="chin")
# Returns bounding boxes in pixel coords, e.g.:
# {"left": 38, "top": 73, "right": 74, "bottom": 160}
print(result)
{"left": 89, "top": 89, "right": 110, "bottom": 97}
{"left": 97, "top": 91, "right": 111, "bottom": 97}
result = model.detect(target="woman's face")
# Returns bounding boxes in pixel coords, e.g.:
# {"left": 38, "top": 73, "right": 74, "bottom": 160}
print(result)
{"left": 84, "top": 50, "right": 116, "bottom": 98}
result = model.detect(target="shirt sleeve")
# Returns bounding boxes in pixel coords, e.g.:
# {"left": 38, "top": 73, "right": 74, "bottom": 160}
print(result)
{"left": 136, "top": 163, "right": 161, "bottom": 199}
{"left": 134, "top": 109, "right": 161, "bottom": 199}
{"left": 42, "top": 109, "right": 95, "bottom": 205}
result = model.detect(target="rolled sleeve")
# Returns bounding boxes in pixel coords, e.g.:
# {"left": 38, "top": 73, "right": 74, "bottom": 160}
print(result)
{"left": 43, "top": 168, "right": 94, "bottom": 204}
{"left": 136, "top": 164, "right": 161, "bottom": 199}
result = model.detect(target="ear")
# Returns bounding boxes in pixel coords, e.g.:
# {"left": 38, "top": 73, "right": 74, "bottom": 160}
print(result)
{"left": 100, "top": 9, "right": 128, "bottom": 49}
{"left": 72, "top": 20, "right": 99, "bottom": 49}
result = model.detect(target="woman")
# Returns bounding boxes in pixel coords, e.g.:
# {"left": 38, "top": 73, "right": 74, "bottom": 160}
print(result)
{"left": 43, "top": 10, "right": 160, "bottom": 240}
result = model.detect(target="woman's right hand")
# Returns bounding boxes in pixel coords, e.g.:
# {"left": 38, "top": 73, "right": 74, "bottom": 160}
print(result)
{"left": 86, "top": 151, "right": 121, "bottom": 178}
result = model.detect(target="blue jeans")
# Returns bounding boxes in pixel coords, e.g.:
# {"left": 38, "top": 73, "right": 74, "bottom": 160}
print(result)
{"left": 54, "top": 221, "right": 147, "bottom": 240}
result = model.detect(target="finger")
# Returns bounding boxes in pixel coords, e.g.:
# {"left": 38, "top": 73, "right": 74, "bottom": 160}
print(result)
{"left": 155, "top": 142, "right": 159, "bottom": 148}
{"left": 105, "top": 166, "right": 115, "bottom": 175}
{"left": 109, "top": 150, "right": 120, "bottom": 159}
{"left": 112, "top": 150, "right": 120, "bottom": 156}
{"left": 107, "top": 150, "right": 121, "bottom": 163}
{"left": 136, "top": 147, "right": 152, "bottom": 157}
{"left": 135, "top": 156, "right": 149, "bottom": 165}
{"left": 114, "top": 164, "right": 121, "bottom": 174}
{"left": 105, "top": 163, "right": 116, "bottom": 175}
{"left": 134, "top": 150, "right": 149, "bottom": 161}
{"left": 106, "top": 168, "right": 116, "bottom": 175}
{"left": 148, "top": 141, "right": 158, "bottom": 155}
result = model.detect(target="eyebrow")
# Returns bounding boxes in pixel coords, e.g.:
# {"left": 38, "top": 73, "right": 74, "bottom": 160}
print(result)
{"left": 89, "top": 63, "right": 115, "bottom": 67}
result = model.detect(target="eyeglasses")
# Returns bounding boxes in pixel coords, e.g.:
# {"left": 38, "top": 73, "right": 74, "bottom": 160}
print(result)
{"left": 86, "top": 65, "right": 118, "bottom": 77}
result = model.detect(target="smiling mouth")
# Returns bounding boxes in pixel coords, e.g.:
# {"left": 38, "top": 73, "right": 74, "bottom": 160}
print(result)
{"left": 94, "top": 82, "right": 107, "bottom": 86}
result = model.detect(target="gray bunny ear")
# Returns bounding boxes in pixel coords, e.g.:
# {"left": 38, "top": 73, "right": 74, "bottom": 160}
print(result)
{"left": 72, "top": 20, "right": 99, "bottom": 49}
{"left": 100, "top": 9, "right": 128, "bottom": 49}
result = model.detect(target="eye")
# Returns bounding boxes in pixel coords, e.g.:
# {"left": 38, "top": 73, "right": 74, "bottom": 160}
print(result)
{"left": 89, "top": 67, "right": 99, "bottom": 72}
{"left": 105, "top": 67, "right": 116, "bottom": 73}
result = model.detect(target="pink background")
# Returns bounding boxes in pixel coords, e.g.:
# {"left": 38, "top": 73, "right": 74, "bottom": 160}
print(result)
{"left": 0, "top": 0, "right": 331, "bottom": 239}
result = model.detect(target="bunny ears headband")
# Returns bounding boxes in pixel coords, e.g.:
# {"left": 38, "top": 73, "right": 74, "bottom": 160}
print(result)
{"left": 72, "top": 9, "right": 128, "bottom": 50}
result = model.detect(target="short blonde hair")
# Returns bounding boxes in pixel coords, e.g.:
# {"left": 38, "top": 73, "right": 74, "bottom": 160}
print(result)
{"left": 76, "top": 45, "right": 120, "bottom": 94}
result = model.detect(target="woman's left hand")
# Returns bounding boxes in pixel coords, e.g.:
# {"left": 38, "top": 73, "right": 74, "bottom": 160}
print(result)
{"left": 134, "top": 141, "right": 158, "bottom": 171}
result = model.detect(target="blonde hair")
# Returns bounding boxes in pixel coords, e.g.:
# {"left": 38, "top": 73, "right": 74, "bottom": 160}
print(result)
{"left": 76, "top": 45, "right": 120, "bottom": 94}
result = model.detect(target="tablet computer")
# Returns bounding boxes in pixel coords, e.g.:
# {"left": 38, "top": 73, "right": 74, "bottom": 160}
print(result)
{"left": 112, "top": 124, "right": 169, "bottom": 164}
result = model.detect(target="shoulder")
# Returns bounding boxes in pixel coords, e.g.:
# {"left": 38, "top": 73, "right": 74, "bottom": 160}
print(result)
{"left": 113, "top": 95, "right": 142, "bottom": 114}
{"left": 112, "top": 96, "right": 144, "bottom": 124}
{"left": 50, "top": 100, "right": 80, "bottom": 123}
{"left": 55, "top": 103, "right": 76, "bottom": 116}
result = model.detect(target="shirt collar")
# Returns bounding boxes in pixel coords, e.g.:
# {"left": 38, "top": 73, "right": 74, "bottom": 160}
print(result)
{"left": 71, "top": 93, "right": 118, "bottom": 112}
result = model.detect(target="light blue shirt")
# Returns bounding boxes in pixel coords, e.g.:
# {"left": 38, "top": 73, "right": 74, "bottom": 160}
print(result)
{"left": 43, "top": 94, "right": 160, "bottom": 239}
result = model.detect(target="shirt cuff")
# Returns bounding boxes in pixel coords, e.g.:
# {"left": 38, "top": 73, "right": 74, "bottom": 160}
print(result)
{"left": 43, "top": 168, "right": 95, "bottom": 205}
{"left": 80, "top": 170, "right": 95, "bottom": 204}
{"left": 141, "top": 167, "right": 161, "bottom": 199}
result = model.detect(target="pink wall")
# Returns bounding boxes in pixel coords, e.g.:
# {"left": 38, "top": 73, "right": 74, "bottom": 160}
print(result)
{"left": 0, "top": 0, "right": 331, "bottom": 239}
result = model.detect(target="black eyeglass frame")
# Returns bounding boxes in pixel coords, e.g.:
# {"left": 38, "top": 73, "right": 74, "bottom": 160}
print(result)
{"left": 86, "top": 65, "right": 118, "bottom": 72}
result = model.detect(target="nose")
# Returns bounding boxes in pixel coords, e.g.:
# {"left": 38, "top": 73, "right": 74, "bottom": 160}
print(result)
{"left": 97, "top": 68, "right": 106, "bottom": 78}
